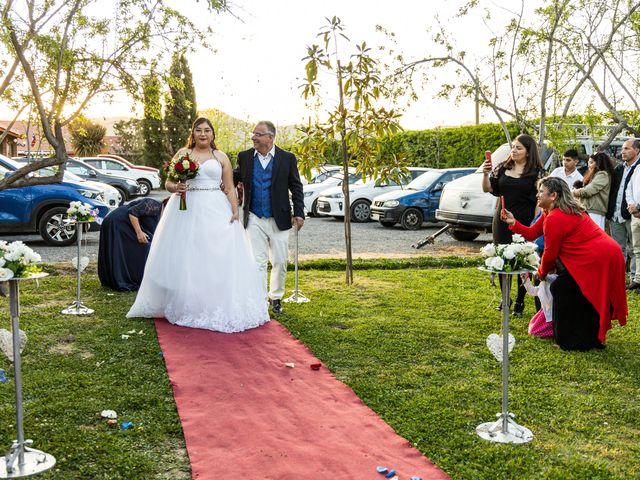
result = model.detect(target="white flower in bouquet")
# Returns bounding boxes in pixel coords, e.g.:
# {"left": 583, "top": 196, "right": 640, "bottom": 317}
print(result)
{"left": 0, "top": 241, "right": 42, "bottom": 278}
{"left": 67, "top": 201, "right": 98, "bottom": 222}
{"left": 485, "top": 256, "right": 505, "bottom": 271}
{"left": 512, "top": 233, "right": 525, "bottom": 243}
{"left": 527, "top": 252, "right": 540, "bottom": 268}
{"left": 480, "top": 244, "right": 496, "bottom": 257}
{"left": 503, "top": 245, "right": 517, "bottom": 259}
{"left": 480, "top": 238, "right": 539, "bottom": 273}
{"left": 0, "top": 268, "right": 14, "bottom": 281}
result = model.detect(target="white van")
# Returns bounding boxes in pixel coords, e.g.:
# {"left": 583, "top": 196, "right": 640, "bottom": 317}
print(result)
{"left": 435, "top": 131, "right": 629, "bottom": 241}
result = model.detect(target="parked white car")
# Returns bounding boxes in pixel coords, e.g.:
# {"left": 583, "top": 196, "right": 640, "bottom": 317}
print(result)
{"left": 79, "top": 156, "right": 161, "bottom": 195}
{"left": 303, "top": 169, "right": 361, "bottom": 217}
{"left": 301, "top": 165, "right": 341, "bottom": 185}
{"left": 316, "top": 168, "right": 430, "bottom": 222}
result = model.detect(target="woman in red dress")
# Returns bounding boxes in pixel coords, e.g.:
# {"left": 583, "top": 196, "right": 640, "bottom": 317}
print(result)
{"left": 501, "top": 176, "right": 627, "bottom": 350}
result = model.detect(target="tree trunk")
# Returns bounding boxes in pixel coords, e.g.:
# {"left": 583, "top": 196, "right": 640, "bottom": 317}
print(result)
{"left": 336, "top": 60, "right": 353, "bottom": 285}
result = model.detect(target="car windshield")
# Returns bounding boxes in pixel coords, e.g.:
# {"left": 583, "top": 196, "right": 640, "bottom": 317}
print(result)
{"left": 406, "top": 171, "right": 441, "bottom": 190}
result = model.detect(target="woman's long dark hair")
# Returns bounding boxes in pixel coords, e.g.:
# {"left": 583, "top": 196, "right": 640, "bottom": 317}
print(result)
{"left": 583, "top": 151, "right": 614, "bottom": 185}
{"left": 501, "top": 134, "right": 543, "bottom": 177}
{"left": 185, "top": 117, "right": 217, "bottom": 151}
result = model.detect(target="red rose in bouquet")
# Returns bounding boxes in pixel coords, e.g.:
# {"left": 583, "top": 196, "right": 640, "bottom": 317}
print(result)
{"left": 164, "top": 152, "right": 200, "bottom": 210}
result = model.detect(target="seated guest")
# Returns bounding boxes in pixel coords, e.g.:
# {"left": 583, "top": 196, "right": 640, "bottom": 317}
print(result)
{"left": 98, "top": 198, "right": 167, "bottom": 291}
{"left": 501, "top": 177, "right": 627, "bottom": 351}
{"left": 572, "top": 152, "right": 614, "bottom": 230}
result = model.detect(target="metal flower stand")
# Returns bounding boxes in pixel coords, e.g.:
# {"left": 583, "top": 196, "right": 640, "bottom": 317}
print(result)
{"left": 61, "top": 221, "right": 93, "bottom": 315}
{"left": 476, "top": 269, "right": 533, "bottom": 444}
{"left": 284, "top": 227, "right": 309, "bottom": 304}
{"left": 1, "top": 274, "right": 56, "bottom": 478}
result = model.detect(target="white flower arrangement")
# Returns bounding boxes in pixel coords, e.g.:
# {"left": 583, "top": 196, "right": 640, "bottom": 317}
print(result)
{"left": 0, "top": 240, "right": 42, "bottom": 280}
{"left": 480, "top": 234, "right": 540, "bottom": 273}
{"left": 66, "top": 201, "right": 99, "bottom": 223}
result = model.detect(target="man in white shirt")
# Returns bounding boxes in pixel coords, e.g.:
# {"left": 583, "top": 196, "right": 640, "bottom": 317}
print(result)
{"left": 622, "top": 139, "right": 640, "bottom": 289}
{"left": 550, "top": 149, "right": 583, "bottom": 187}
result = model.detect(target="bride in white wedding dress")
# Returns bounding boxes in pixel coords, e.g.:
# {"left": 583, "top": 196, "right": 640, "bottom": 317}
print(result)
{"left": 126, "top": 118, "right": 269, "bottom": 332}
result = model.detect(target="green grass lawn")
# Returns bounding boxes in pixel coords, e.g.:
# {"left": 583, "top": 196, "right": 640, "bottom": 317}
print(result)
{"left": 0, "top": 261, "right": 638, "bottom": 479}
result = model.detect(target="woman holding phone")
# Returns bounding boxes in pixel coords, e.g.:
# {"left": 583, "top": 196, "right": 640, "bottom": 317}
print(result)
{"left": 482, "top": 134, "right": 544, "bottom": 316}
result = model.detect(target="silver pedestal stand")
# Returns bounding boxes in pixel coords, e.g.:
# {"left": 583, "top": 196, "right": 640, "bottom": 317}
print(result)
{"left": 476, "top": 269, "right": 533, "bottom": 444}
{"left": 284, "top": 227, "right": 309, "bottom": 304}
{"left": 61, "top": 221, "right": 93, "bottom": 315}
{"left": 1, "top": 273, "right": 56, "bottom": 478}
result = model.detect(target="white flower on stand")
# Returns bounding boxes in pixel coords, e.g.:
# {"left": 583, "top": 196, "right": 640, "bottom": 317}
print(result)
{"left": 512, "top": 233, "right": 525, "bottom": 243}
{"left": 0, "top": 268, "right": 14, "bottom": 281}
{"left": 480, "top": 238, "right": 540, "bottom": 273}
{"left": 480, "top": 244, "right": 496, "bottom": 257}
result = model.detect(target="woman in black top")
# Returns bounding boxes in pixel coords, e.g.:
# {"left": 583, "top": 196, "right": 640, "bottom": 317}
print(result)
{"left": 482, "top": 134, "right": 544, "bottom": 316}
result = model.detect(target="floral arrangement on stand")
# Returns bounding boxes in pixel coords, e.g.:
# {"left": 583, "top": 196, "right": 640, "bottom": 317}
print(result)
{"left": 0, "top": 240, "right": 42, "bottom": 282}
{"left": 164, "top": 152, "right": 199, "bottom": 210}
{"left": 66, "top": 201, "right": 99, "bottom": 223}
{"left": 480, "top": 234, "right": 540, "bottom": 272}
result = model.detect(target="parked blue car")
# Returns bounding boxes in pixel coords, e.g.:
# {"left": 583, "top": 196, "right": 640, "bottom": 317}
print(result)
{"left": 0, "top": 155, "right": 110, "bottom": 246}
{"left": 370, "top": 168, "right": 476, "bottom": 230}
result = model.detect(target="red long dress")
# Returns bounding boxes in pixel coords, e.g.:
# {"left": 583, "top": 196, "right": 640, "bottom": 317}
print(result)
{"left": 510, "top": 209, "right": 627, "bottom": 343}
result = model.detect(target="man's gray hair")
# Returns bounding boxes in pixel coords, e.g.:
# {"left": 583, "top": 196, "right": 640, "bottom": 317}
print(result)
{"left": 631, "top": 138, "right": 640, "bottom": 151}
{"left": 258, "top": 120, "right": 276, "bottom": 137}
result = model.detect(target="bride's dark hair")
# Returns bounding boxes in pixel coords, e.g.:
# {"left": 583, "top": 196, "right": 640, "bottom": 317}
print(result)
{"left": 185, "top": 117, "right": 217, "bottom": 150}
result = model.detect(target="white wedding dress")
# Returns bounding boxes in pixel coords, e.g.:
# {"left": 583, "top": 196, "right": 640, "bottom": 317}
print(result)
{"left": 126, "top": 159, "right": 269, "bottom": 332}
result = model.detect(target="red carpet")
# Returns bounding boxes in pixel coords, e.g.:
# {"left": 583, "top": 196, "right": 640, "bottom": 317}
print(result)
{"left": 154, "top": 319, "right": 450, "bottom": 480}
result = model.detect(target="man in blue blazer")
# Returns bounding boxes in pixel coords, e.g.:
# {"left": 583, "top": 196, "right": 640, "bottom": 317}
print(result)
{"left": 234, "top": 121, "right": 305, "bottom": 314}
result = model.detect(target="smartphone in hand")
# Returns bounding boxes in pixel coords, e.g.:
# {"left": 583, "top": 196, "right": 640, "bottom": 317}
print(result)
{"left": 483, "top": 150, "right": 492, "bottom": 172}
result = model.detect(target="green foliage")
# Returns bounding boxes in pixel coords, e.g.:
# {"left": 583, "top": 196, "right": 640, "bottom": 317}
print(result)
{"left": 379, "top": 123, "right": 520, "bottom": 168}
{"left": 165, "top": 53, "right": 197, "bottom": 155}
{"left": 142, "top": 72, "right": 171, "bottom": 170}
{"left": 69, "top": 116, "right": 106, "bottom": 157}
{"left": 113, "top": 119, "right": 145, "bottom": 164}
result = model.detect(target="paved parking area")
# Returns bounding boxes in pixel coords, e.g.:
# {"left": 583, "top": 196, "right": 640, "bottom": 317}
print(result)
{"left": 1, "top": 191, "right": 491, "bottom": 263}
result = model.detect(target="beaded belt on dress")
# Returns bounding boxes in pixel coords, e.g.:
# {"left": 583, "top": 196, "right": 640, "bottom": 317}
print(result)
{"left": 187, "top": 185, "right": 221, "bottom": 191}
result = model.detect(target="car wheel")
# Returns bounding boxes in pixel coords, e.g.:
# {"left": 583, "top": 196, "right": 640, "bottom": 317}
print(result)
{"left": 350, "top": 199, "right": 371, "bottom": 223}
{"left": 114, "top": 187, "right": 127, "bottom": 205}
{"left": 137, "top": 179, "right": 152, "bottom": 196}
{"left": 310, "top": 199, "right": 319, "bottom": 217}
{"left": 38, "top": 207, "right": 77, "bottom": 246}
{"left": 451, "top": 229, "right": 480, "bottom": 241}
{"left": 400, "top": 208, "right": 424, "bottom": 230}
{"left": 380, "top": 221, "right": 396, "bottom": 228}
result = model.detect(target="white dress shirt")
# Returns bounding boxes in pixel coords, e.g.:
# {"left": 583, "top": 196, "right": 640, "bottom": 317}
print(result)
{"left": 624, "top": 155, "right": 640, "bottom": 208}
{"left": 255, "top": 146, "right": 276, "bottom": 169}
{"left": 550, "top": 166, "right": 583, "bottom": 187}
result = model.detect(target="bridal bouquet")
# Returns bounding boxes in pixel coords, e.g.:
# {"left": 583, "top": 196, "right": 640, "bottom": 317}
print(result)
{"left": 0, "top": 240, "right": 42, "bottom": 281}
{"left": 164, "top": 152, "right": 199, "bottom": 210}
{"left": 66, "top": 201, "right": 99, "bottom": 223}
{"left": 480, "top": 234, "right": 540, "bottom": 272}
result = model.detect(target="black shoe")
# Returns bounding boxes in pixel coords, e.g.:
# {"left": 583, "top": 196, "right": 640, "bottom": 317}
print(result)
{"left": 271, "top": 299, "right": 283, "bottom": 315}
{"left": 512, "top": 301, "right": 524, "bottom": 317}
{"left": 626, "top": 281, "right": 640, "bottom": 291}
{"left": 496, "top": 301, "right": 510, "bottom": 312}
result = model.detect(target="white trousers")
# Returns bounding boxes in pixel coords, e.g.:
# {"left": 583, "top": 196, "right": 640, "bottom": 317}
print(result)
{"left": 247, "top": 215, "right": 290, "bottom": 300}
{"left": 588, "top": 212, "right": 605, "bottom": 230}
